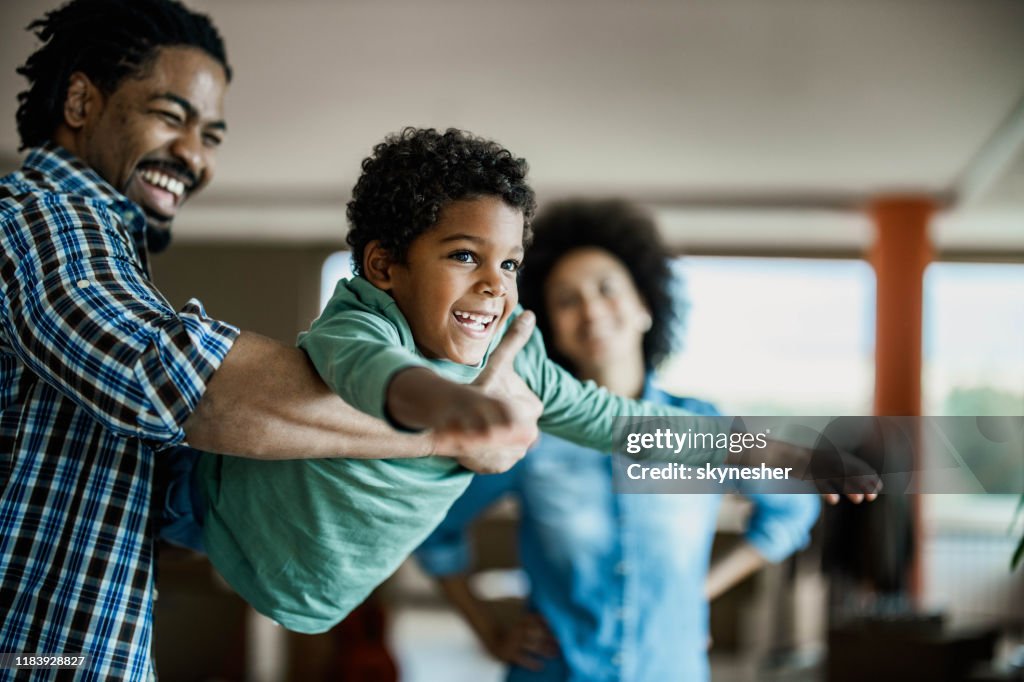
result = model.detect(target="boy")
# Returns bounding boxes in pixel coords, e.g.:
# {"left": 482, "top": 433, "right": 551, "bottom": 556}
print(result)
{"left": 190, "top": 128, "right": 870, "bottom": 633}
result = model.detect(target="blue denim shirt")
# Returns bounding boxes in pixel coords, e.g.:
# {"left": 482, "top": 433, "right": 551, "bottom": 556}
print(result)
{"left": 416, "top": 379, "right": 820, "bottom": 682}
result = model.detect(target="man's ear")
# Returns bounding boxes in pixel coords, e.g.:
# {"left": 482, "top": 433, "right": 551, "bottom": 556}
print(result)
{"left": 363, "top": 240, "right": 397, "bottom": 290}
{"left": 63, "top": 72, "right": 101, "bottom": 131}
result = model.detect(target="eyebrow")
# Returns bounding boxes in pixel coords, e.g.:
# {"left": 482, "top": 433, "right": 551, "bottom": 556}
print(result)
{"left": 439, "top": 233, "right": 486, "bottom": 244}
{"left": 150, "top": 92, "right": 227, "bottom": 131}
{"left": 440, "top": 233, "right": 524, "bottom": 256}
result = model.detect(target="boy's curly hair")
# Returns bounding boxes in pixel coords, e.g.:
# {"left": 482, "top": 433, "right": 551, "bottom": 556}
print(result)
{"left": 519, "top": 199, "right": 685, "bottom": 372}
{"left": 346, "top": 127, "right": 536, "bottom": 274}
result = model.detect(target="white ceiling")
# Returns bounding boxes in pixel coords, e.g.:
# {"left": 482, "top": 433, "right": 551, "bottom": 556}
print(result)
{"left": 1, "top": 0, "right": 1022, "bottom": 251}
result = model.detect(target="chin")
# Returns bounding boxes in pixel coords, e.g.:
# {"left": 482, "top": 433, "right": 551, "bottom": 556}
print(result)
{"left": 451, "top": 348, "right": 486, "bottom": 366}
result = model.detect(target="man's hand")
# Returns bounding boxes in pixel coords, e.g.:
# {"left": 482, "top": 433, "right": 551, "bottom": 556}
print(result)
{"left": 430, "top": 312, "right": 543, "bottom": 474}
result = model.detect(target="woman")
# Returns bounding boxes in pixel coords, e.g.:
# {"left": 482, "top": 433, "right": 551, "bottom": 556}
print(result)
{"left": 416, "top": 199, "right": 820, "bottom": 681}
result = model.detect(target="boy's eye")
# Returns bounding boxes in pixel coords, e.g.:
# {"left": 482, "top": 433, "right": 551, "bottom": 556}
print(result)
{"left": 449, "top": 251, "right": 476, "bottom": 264}
{"left": 501, "top": 259, "right": 521, "bottom": 272}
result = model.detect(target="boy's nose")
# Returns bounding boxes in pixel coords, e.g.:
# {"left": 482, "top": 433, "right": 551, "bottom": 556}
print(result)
{"left": 477, "top": 271, "right": 508, "bottom": 297}
{"left": 481, "top": 281, "right": 507, "bottom": 297}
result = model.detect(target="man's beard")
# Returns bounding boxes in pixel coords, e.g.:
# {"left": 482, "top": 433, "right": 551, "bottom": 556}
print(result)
{"left": 144, "top": 217, "right": 173, "bottom": 253}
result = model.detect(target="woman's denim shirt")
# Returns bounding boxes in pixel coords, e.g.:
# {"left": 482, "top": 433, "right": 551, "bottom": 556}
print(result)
{"left": 416, "top": 378, "right": 820, "bottom": 682}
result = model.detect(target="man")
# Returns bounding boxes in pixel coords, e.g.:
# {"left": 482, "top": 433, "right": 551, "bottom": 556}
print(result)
{"left": 0, "top": 1, "right": 540, "bottom": 679}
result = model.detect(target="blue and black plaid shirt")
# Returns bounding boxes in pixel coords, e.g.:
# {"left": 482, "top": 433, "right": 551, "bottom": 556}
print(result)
{"left": 0, "top": 144, "right": 239, "bottom": 681}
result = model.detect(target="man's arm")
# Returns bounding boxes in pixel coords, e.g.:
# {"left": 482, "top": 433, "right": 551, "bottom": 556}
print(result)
{"left": 2, "top": 200, "right": 540, "bottom": 468}
{"left": 185, "top": 313, "right": 542, "bottom": 468}
{"left": 182, "top": 331, "right": 435, "bottom": 459}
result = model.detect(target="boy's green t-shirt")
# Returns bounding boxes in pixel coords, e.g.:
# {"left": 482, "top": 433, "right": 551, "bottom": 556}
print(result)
{"left": 198, "top": 276, "right": 726, "bottom": 633}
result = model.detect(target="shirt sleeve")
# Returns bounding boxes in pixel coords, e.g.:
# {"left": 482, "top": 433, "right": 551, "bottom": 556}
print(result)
{"left": 297, "top": 306, "right": 432, "bottom": 421}
{"left": 414, "top": 465, "right": 520, "bottom": 576}
{"left": 0, "top": 198, "right": 239, "bottom": 447}
{"left": 742, "top": 492, "right": 821, "bottom": 563}
{"left": 513, "top": 327, "right": 729, "bottom": 466}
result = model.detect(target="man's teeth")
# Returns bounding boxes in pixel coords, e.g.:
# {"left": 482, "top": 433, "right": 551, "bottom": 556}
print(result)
{"left": 454, "top": 311, "right": 495, "bottom": 331}
{"left": 140, "top": 169, "right": 186, "bottom": 198}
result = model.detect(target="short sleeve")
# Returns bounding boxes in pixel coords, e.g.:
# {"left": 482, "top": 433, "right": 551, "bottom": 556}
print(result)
{"left": 297, "top": 307, "right": 432, "bottom": 421}
{"left": 743, "top": 493, "right": 821, "bottom": 563}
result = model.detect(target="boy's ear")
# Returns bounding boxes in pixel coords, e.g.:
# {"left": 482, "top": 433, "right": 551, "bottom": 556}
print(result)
{"left": 363, "top": 240, "right": 396, "bottom": 290}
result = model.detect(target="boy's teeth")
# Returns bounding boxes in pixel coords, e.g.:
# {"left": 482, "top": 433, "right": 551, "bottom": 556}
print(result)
{"left": 454, "top": 311, "right": 496, "bottom": 331}
{"left": 454, "top": 311, "right": 495, "bottom": 324}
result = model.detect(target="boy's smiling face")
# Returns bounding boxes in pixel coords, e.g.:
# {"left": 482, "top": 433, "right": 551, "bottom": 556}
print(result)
{"left": 374, "top": 196, "right": 525, "bottom": 365}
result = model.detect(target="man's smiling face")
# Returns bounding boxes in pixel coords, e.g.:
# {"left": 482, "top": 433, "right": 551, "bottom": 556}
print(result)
{"left": 74, "top": 46, "right": 228, "bottom": 249}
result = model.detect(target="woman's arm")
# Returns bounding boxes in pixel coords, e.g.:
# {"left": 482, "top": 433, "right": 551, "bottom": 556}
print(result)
{"left": 437, "top": 576, "right": 558, "bottom": 670}
{"left": 705, "top": 541, "right": 768, "bottom": 600}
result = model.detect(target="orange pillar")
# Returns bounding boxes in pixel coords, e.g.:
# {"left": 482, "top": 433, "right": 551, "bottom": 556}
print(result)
{"left": 869, "top": 197, "right": 935, "bottom": 416}
{"left": 868, "top": 195, "right": 935, "bottom": 604}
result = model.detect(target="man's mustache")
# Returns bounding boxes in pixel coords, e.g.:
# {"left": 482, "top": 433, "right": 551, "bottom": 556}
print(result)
{"left": 137, "top": 159, "right": 199, "bottom": 191}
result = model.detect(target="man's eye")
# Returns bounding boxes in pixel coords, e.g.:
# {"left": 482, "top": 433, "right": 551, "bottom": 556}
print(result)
{"left": 156, "top": 110, "right": 184, "bottom": 125}
{"left": 202, "top": 132, "right": 224, "bottom": 147}
{"left": 501, "top": 259, "right": 520, "bottom": 272}
{"left": 449, "top": 251, "right": 475, "bottom": 263}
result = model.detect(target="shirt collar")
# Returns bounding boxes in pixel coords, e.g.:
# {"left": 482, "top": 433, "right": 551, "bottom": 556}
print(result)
{"left": 640, "top": 373, "right": 659, "bottom": 402}
{"left": 25, "top": 143, "right": 128, "bottom": 204}
{"left": 24, "top": 142, "right": 149, "bottom": 240}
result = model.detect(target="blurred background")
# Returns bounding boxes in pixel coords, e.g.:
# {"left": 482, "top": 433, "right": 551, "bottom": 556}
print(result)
{"left": 2, "top": 0, "right": 1022, "bottom": 680}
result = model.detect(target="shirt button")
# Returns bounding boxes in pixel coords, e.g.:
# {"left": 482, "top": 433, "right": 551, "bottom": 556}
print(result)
{"left": 614, "top": 561, "right": 628, "bottom": 575}
{"left": 612, "top": 653, "right": 623, "bottom": 667}
{"left": 615, "top": 608, "right": 626, "bottom": 620}
{"left": 76, "top": 280, "right": 91, "bottom": 289}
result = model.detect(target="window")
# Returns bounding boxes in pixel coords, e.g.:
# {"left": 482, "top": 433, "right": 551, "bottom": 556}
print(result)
{"left": 922, "top": 262, "right": 1024, "bottom": 417}
{"left": 657, "top": 257, "right": 876, "bottom": 416}
{"left": 320, "top": 251, "right": 354, "bottom": 311}
{"left": 920, "top": 262, "right": 1024, "bottom": 530}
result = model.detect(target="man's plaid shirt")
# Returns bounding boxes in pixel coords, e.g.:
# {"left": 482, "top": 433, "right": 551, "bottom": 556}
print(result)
{"left": 0, "top": 144, "right": 239, "bottom": 680}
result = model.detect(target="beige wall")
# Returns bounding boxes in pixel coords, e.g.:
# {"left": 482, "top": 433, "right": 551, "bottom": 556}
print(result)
{"left": 151, "top": 242, "right": 341, "bottom": 343}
